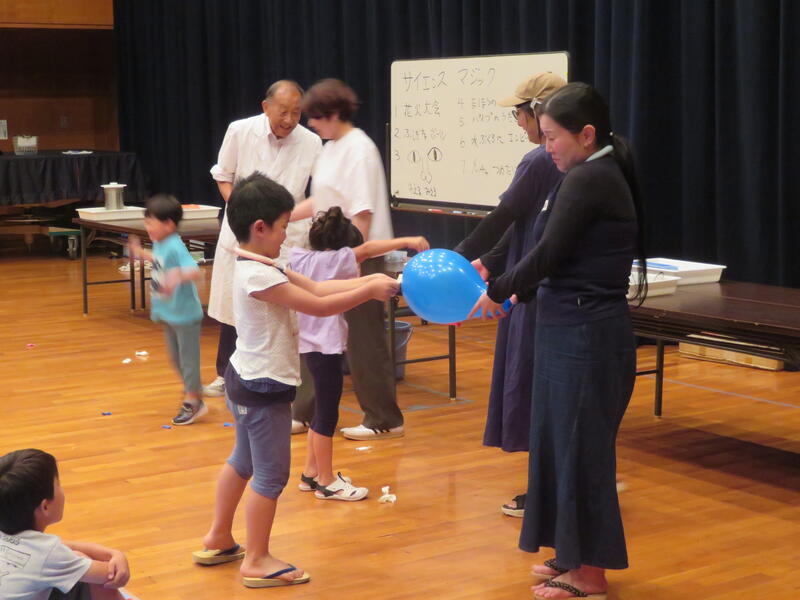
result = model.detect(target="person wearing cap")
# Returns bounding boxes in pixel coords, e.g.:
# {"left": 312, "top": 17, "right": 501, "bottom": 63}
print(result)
{"left": 454, "top": 72, "right": 566, "bottom": 518}
{"left": 472, "top": 82, "right": 647, "bottom": 600}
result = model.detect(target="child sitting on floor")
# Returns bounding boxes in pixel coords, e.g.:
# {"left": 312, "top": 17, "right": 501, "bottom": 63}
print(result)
{"left": 192, "top": 173, "right": 398, "bottom": 588}
{"left": 291, "top": 206, "right": 428, "bottom": 501}
{"left": 0, "top": 448, "right": 131, "bottom": 600}
{"left": 128, "top": 194, "right": 206, "bottom": 426}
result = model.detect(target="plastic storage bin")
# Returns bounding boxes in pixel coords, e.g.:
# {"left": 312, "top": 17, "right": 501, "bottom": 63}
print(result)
{"left": 627, "top": 272, "right": 681, "bottom": 299}
{"left": 632, "top": 258, "right": 726, "bottom": 286}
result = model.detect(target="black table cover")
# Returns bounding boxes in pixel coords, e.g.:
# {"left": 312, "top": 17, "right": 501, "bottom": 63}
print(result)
{"left": 0, "top": 150, "right": 148, "bottom": 206}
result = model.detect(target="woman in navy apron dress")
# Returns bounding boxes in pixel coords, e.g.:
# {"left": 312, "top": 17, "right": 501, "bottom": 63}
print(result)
{"left": 454, "top": 73, "right": 565, "bottom": 515}
{"left": 470, "top": 82, "right": 648, "bottom": 600}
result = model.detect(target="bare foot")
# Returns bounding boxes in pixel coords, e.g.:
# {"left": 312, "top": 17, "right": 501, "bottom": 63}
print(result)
{"left": 532, "top": 563, "right": 564, "bottom": 579}
{"left": 532, "top": 567, "right": 607, "bottom": 598}
{"left": 202, "top": 531, "right": 237, "bottom": 552}
{"left": 241, "top": 555, "right": 305, "bottom": 582}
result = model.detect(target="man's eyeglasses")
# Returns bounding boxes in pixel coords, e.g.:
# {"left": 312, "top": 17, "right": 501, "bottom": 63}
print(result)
{"left": 512, "top": 98, "right": 543, "bottom": 120}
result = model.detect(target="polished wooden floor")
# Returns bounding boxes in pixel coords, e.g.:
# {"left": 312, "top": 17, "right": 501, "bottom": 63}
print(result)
{"left": 1, "top": 250, "right": 799, "bottom": 599}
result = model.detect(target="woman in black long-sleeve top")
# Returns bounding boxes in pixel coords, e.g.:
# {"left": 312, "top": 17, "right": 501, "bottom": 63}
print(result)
{"left": 470, "top": 82, "right": 647, "bottom": 600}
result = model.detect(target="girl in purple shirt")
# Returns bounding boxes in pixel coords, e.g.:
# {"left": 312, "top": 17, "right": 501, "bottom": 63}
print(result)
{"left": 290, "top": 207, "right": 428, "bottom": 501}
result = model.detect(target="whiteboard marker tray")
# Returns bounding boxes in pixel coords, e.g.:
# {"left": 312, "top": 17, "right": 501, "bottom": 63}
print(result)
{"left": 632, "top": 258, "right": 726, "bottom": 286}
{"left": 77, "top": 206, "right": 145, "bottom": 221}
{"left": 627, "top": 273, "right": 680, "bottom": 299}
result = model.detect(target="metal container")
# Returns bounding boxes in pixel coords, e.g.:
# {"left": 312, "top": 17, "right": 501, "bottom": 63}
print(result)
{"left": 101, "top": 182, "right": 126, "bottom": 210}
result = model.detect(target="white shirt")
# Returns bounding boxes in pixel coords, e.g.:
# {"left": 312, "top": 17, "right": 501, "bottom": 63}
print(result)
{"left": 311, "top": 128, "right": 394, "bottom": 243}
{"left": 229, "top": 259, "right": 300, "bottom": 385}
{"left": 0, "top": 530, "right": 91, "bottom": 600}
{"left": 208, "top": 114, "right": 322, "bottom": 325}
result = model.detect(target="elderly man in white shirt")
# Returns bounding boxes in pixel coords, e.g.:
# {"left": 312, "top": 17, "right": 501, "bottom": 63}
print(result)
{"left": 204, "top": 80, "right": 322, "bottom": 397}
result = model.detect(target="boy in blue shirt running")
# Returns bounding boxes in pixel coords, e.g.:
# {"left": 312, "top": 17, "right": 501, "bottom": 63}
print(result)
{"left": 129, "top": 195, "right": 206, "bottom": 425}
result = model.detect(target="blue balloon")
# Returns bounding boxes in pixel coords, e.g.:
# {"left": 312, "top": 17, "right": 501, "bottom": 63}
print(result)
{"left": 401, "top": 249, "right": 509, "bottom": 324}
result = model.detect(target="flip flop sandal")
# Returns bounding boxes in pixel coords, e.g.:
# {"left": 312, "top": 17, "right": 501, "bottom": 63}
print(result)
{"left": 242, "top": 565, "right": 311, "bottom": 588}
{"left": 533, "top": 579, "right": 607, "bottom": 599}
{"left": 501, "top": 493, "right": 525, "bottom": 517}
{"left": 192, "top": 543, "right": 245, "bottom": 565}
{"left": 532, "top": 558, "right": 569, "bottom": 581}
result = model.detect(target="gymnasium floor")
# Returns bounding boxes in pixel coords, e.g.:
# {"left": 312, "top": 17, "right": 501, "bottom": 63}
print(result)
{"left": 2, "top": 250, "right": 798, "bottom": 599}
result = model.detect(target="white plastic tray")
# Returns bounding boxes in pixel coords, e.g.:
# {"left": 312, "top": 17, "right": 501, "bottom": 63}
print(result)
{"left": 77, "top": 205, "right": 220, "bottom": 221}
{"left": 627, "top": 272, "right": 681, "bottom": 299}
{"left": 632, "top": 258, "right": 726, "bottom": 286}
{"left": 182, "top": 204, "right": 221, "bottom": 219}
{"left": 77, "top": 206, "right": 145, "bottom": 221}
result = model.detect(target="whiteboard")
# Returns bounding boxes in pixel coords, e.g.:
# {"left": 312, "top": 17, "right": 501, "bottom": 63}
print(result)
{"left": 389, "top": 52, "right": 569, "bottom": 209}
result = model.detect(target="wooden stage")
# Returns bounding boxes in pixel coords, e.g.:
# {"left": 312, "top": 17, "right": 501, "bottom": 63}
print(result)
{"left": 1, "top": 253, "right": 798, "bottom": 599}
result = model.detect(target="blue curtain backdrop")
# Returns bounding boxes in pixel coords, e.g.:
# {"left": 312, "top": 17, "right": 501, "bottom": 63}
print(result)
{"left": 115, "top": 0, "right": 800, "bottom": 287}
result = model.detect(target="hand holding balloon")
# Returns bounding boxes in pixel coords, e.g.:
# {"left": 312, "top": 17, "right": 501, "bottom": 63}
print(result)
{"left": 467, "top": 292, "right": 507, "bottom": 320}
{"left": 401, "top": 249, "right": 511, "bottom": 324}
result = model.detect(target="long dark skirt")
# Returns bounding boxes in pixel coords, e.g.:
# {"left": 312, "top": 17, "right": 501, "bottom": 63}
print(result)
{"left": 483, "top": 299, "right": 537, "bottom": 452}
{"left": 519, "top": 313, "right": 636, "bottom": 570}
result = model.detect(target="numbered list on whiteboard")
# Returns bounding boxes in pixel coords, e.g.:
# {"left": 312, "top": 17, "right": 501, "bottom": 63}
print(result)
{"left": 390, "top": 53, "right": 568, "bottom": 208}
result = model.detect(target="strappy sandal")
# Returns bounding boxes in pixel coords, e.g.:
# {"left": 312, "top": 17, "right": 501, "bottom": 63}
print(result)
{"left": 531, "top": 558, "right": 569, "bottom": 581}
{"left": 533, "top": 579, "right": 607, "bottom": 599}
{"left": 298, "top": 472, "right": 351, "bottom": 492}
{"left": 501, "top": 493, "right": 525, "bottom": 517}
{"left": 298, "top": 473, "right": 318, "bottom": 492}
{"left": 314, "top": 472, "right": 368, "bottom": 501}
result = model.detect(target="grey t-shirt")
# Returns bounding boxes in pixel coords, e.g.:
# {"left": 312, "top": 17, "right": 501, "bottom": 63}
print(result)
{"left": 0, "top": 530, "right": 91, "bottom": 600}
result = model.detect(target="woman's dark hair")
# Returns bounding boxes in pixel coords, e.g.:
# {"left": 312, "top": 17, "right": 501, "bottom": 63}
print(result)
{"left": 542, "top": 82, "right": 648, "bottom": 304}
{"left": 302, "top": 78, "right": 359, "bottom": 122}
{"left": 0, "top": 449, "right": 58, "bottom": 534}
{"left": 308, "top": 206, "right": 364, "bottom": 251}
{"left": 144, "top": 193, "right": 183, "bottom": 225}
{"left": 227, "top": 172, "right": 295, "bottom": 243}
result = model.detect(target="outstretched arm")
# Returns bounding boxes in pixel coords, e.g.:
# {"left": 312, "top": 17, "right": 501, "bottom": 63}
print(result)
{"left": 251, "top": 277, "right": 398, "bottom": 317}
{"left": 290, "top": 198, "right": 315, "bottom": 221}
{"left": 352, "top": 236, "right": 429, "bottom": 263}
{"left": 234, "top": 247, "right": 387, "bottom": 296}
{"left": 284, "top": 268, "right": 391, "bottom": 296}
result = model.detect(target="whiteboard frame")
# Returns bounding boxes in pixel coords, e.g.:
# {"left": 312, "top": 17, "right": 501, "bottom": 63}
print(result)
{"left": 389, "top": 51, "right": 569, "bottom": 214}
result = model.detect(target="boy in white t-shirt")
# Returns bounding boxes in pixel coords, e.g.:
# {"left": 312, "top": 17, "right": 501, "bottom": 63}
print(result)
{"left": 192, "top": 172, "right": 398, "bottom": 589}
{"left": 0, "top": 449, "right": 131, "bottom": 600}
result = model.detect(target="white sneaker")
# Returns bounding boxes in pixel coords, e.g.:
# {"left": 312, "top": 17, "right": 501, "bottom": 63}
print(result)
{"left": 314, "top": 473, "right": 368, "bottom": 501}
{"left": 340, "top": 424, "right": 404, "bottom": 440}
{"left": 202, "top": 376, "right": 225, "bottom": 397}
{"left": 291, "top": 420, "right": 309, "bottom": 435}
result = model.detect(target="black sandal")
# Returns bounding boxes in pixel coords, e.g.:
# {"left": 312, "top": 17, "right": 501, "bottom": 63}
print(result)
{"left": 531, "top": 558, "right": 569, "bottom": 581}
{"left": 533, "top": 578, "right": 607, "bottom": 599}
{"left": 501, "top": 493, "right": 525, "bottom": 517}
{"left": 297, "top": 473, "right": 317, "bottom": 492}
